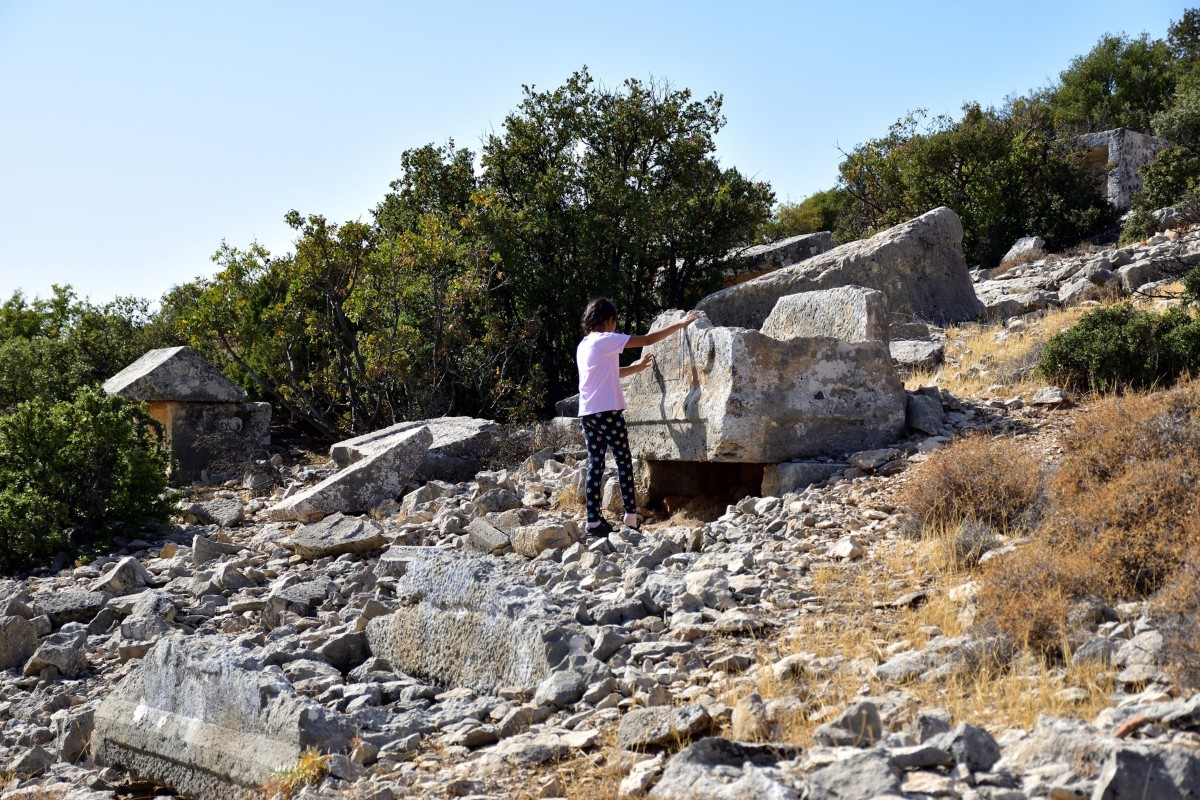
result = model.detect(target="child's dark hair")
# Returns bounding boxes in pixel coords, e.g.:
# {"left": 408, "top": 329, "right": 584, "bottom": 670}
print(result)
{"left": 582, "top": 298, "right": 618, "bottom": 333}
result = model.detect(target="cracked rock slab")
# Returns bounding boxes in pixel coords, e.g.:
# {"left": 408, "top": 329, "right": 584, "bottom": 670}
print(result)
{"left": 92, "top": 635, "right": 352, "bottom": 800}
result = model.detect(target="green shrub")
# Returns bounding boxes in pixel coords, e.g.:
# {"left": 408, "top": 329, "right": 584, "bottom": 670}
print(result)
{"left": 0, "top": 388, "right": 173, "bottom": 572}
{"left": 1118, "top": 207, "right": 1159, "bottom": 245}
{"left": 1038, "top": 304, "right": 1200, "bottom": 392}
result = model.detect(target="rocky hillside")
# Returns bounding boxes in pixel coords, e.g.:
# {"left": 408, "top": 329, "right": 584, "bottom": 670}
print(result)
{"left": 3, "top": 223, "right": 1200, "bottom": 800}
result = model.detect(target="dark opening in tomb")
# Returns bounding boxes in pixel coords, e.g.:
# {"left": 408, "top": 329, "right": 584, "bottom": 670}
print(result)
{"left": 645, "top": 459, "right": 765, "bottom": 508}
{"left": 1083, "top": 145, "right": 1110, "bottom": 194}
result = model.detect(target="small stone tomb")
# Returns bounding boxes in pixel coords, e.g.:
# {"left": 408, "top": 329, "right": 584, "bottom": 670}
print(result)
{"left": 103, "top": 346, "right": 270, "bottom": 481}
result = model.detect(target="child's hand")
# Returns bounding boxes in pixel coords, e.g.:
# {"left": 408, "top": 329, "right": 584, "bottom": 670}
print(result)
{"left": 637, "top": 353, "right": 655, "bottom": 370}
{"left": 680, "top": 312, "right": 700, "bottom": 326}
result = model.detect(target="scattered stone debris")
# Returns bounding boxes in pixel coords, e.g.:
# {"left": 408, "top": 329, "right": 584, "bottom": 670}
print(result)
{"left": 3, "top": 213, "right": 1200, "bottom": 800}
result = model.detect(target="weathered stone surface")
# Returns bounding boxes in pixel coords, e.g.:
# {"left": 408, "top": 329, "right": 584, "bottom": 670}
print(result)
{"left": 263, "top": 580, "right": 331, "bottom": 628}
{"left": 193, "top": 534, "right": 244, "bottom": 565}
{"left": 92, "top": 635, "right": 352, "bottom": 800}
{"left": 976, "top": 287, "right": 1055, "bottom": 321}
{"left": 532, "top": 670, "right": 586, "bottom": 709}
{"left": 760, "top": 461, "right": 846, "bottom": 496}
{"left": 812, "top": 700, "right": 882, "bottom": 747}
{"left": 55, "top": 707, "right": 95, "bottom": 763}
{"left": 511, "top": 519, "right": 579, "bottom": 558}
{"left": 285, "top": 513, "right": 386, "bottom": 560}
{"left": 648, "top": 737, "right": 800, "bottom": 799}
{"left": 1001, "top": 236, "right": 1046, "bottom": 264}
{"left": 151, "top": 400, "right": 272, "bottom": 482}
{"left": 731, "top": 693, "right": 770, "bottom": 740}
{"left": 271, "top": 426, "right": 432, "bottom": 522}
{"left": 616, "top": 704, "right": 711, "bottom": 750}
{"left": 366, "top": 548, "right": 588, "bottom": 693}
{"left": 0, "top": 614, "right": 37, "bottom": 670}
{"left": 120, "top": 591, "right": 177, "bottom": 641}
{"left": 937, "top": 722, "right": 1001, "bottom": 773}
{"left": 891, "top": 339, "right": 945, "bottom": 371}
{"left": 732, "top": 231, "right": 834, "bottom": 276}
{"left": 698, "top": 208, "right": 983, "bottom": 328}
{"left": 759, "top": 286, "right": 889, "bottom": 344}
{"left": 329, "top": 416, "right": 498, "bottom": 482}
{"left": 465, "top": 518, "right": 510, "bottom": 555}
{"left": 906, "top": 392, "right": 947, "bottom": 435}
{"left": 1079, "top": 128, "right": 1168, "bottom": 210}
{"left": 1117, "top": 259, "right": 1165, "bottom": 293}
{"left": 89, "top": 556, "right": 154, "bottom": 597}
{"left": 805, "top": 749, "right": 901, "bottom": 800}
{"left": 103, "top": 346, "right": 247, "bottom": 403}
{"left": 624, "top": 312, "right": 906, "bottom": 463}
{"left": 24, "top": 625, "right": 88, "bottom": 677}
{"left": 183, "top": 498, "right": 244, "bottom": 528}
{"left": 1092, "top": 744, "right": 1200, "bottom": 799}
{"left": 32, "top": 590, "right": 108, "bottom": 627}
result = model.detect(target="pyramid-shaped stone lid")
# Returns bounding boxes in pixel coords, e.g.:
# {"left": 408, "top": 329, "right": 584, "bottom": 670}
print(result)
{"left": 103, "top": 346, "right": 248, "bottom": 403}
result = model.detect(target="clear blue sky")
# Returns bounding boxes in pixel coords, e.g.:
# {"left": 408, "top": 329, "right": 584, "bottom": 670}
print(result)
{"left": 0, "top": 1, "right": 1189, "bottom": 305}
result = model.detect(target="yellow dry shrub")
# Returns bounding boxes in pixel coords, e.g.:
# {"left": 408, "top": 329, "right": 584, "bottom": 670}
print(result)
{"left": 901, "top": 434, "right": 1042, "bottom": 534}
{"left": 978, "top": 382, "right": 1200, "bottom": 658}
{"left": 1152, "top": 555, "right": 1200, "bottom": 689}
{"left": 975, "top": 541, "right": 1099, "bottom": 656}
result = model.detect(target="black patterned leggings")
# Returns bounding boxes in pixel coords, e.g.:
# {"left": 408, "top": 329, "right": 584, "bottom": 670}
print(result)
{"left": 580, "top": 410, "right": 637, "bottom": 522}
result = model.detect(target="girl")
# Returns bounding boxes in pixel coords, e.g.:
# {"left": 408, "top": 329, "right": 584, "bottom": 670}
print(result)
{"left": 577, "top": 298, "right": 699, "bottom": 535}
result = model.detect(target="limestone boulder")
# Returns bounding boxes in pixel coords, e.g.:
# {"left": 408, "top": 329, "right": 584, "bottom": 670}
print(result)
{"left": 890, "top": 339, "right": 945, "bottom": 371}
{"left": 760, "top": 462, "right": 846, "bottom": 496}
{"left": 624, "top": 312, "right": 906, "bottom": 463}
{"left": 511, "top": 519, "right": 579, "bottom": 558}
{"left": 92, "top": 635, "right": 352, "bottom": 800}
{"left": 0, "top": 615, "right": 37, "bottom": 670}
{"left": 1000, "top": 236, "right": 1046, "bottom": 265}
{"left": 647, "top": 738, "right": 800, "bottom": 800}
{"left": 285, "top": 513, "right": 386, "bottom": 560}
{"left": 760, "top": 286, "right": 889, "bottom": 343}
{"left": 698, "top": 208, "right": 983, "bottom": 328}
{"left": 366, "top": 548, "right": 590, "bottom": 694}
{"left": 329, "top": 416, "right": 498, "bottom": 483}
{"left": 271, "top": 426, "right": 432, "bottom": 522}
{"left": 732, "top": 231, "right": 834, "bottom": 276}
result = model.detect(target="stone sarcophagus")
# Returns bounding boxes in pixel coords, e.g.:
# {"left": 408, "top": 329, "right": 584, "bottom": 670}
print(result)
{"left": 103, "top": 346, "right": 270, "bottom": 481}
{"left": 623, "top": 299, "right": 906, "bottom": 466}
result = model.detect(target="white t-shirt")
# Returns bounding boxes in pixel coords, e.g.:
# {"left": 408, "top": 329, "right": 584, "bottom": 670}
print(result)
{"left": 576, "top": 332, "right": 631, "bottom": 416}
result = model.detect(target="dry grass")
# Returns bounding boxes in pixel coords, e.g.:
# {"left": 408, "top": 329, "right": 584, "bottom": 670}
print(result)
{"left": 1152, "top": 558, "right": 1200, "bottom": 689}
{"left": 976, "top": 382, "right": 1200, "bottom": 657}
{"left": 262, "top": 747, "right": 329, "bottom": 800}
{"left": 732, "top": 520, "right": 1115, "bottom": 746}
{"left": 540, "top": 727, "right": 628, "bottom": 800}
{"left": 900, "top": 434, "right": 1043, "bottom": 535}
{"left": 905, "top": 305, "right": 1091, "bottom": 397}
{"left": 937, "top": 653, "right": 1115, "bottom": 731}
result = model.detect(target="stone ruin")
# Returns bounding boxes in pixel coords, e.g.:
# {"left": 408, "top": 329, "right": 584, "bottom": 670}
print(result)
{"left": 624, "top": 206, "right": 982, "bottom": 502}
{"left": 1079, "top": 128, "right": 1168, "bottom": 211}
{"left": 726, "top": 230, "right": 834, "bottom": 283}
{"left": 102, "top": 346, "right": 270, "bottom": 482}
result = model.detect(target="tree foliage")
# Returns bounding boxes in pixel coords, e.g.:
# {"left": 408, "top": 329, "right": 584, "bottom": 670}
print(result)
{"left": 0, "top": 286, "right": 171, "bottom": 412}
{"left": 834, "top": 104, "right": 1113, "bottom": 266}
{"left": 1049, "top": 33, "right": 1177, "bottom": 134}
{"left": 756, "top": 189, "right": 852, "bottom": 243}
{"left": 0, "top": 388, "right": 173, "bottom": 572}
{"left": 1039, "top": 303, "right": 1200, "bottom": 392}
{"left": 480, "top": 69, "right": 773, "bottom": 403}
{"left": 165, "top": 195, "right": 538, "bottom": 437}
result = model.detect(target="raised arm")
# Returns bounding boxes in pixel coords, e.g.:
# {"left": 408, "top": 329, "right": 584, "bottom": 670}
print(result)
{"left": 627, "top": 312, "right": 700, "bottom": 349}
